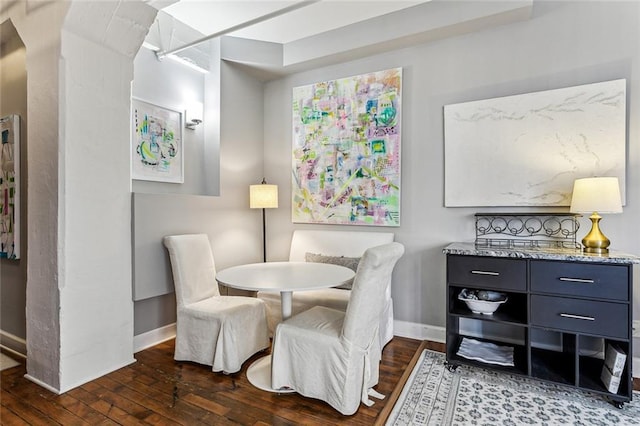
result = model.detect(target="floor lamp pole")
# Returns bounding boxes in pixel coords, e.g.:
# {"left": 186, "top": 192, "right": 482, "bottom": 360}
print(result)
{"left": 262, "top": 207, "right": 267, "bottom": 262}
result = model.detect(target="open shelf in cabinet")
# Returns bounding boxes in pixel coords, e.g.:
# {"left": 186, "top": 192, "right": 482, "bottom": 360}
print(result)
{"left": 449, "top": 286, "right": 527, "bottom": 325}
{"left": 530, "top": 330, "right": 576, "bottom": 386}
{"left": 530, "top": 347, "right": 575, "bottom": 387}
{"left": 579, "top": 355, "right": 629, "bottom": 399}
{"left": 578, "top": 339, "right": 630, "bottom": 400}
{"left": 447, "top": 334, "right": 528, "bottom": 376}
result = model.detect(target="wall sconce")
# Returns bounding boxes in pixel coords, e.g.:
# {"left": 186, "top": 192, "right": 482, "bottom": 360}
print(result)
{"left": 569, "top": 177, "right": 623, "bottom": 254}
{"left": 185, "top": 101, "right": 203, "bottom": 130}
{"left": 250, "top": 178, "right": 278, "bottom": 262}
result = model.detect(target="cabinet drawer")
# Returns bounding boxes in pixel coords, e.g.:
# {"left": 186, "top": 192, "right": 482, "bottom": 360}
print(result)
{"left": 448, "top": 255, "right": 526, "bottom": 291}
{"left": 530, "top": 295, "right": 628, "bottom": 339}
{"left": 531, "top": 261, "right": 629, "bottom": 301}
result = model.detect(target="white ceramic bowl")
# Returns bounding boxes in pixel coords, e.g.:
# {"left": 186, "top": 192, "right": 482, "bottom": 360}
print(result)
{"left": 458, "top": 289, "right": 507, "bottom": 315}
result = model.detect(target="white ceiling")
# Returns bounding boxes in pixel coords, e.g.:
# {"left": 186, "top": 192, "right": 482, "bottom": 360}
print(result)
{"left": 161, "top": 0, "right": 429, "bottom": 44}
{"left": 149, "top": 0, "right": 533, "bottom": 79}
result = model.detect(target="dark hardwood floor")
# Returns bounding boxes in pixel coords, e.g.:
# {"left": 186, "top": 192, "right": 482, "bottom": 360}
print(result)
{"left": 1, "top": 337, "right": 434, "bottom": 425}
{"left": 2, "top": 338, "right": 638, "bottom": 425}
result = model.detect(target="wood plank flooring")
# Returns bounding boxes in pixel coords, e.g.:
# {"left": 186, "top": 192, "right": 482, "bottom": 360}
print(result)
{"left": 1, "top": 337, "right": 432, "bottom": 425}
{"left": 2, "top": 338, "right": 639, "bottom": 425}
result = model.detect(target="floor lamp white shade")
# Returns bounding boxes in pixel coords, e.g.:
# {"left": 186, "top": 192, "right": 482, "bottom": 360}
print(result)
{"left": 250, "top": 179, "right": 278, "bottom": 262}
{"left": 250, "top": 183, "right": 278, "bottom": 209}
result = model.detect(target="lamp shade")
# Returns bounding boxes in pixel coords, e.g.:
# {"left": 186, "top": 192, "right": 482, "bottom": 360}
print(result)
{"left": 569, "top": 177, "right": 622, "bottom": 214}
{"left": 250, "top": 183, "right": 278, "bottom": 209}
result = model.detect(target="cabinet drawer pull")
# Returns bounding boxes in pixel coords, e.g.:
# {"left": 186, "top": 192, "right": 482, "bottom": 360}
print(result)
{"left": 560, "top": 313, "right": 595, "bottom": 321}
{"left": 470, "top": 270, "right": 500, "bottom": 276}
{"left": 559, "top": 277, "right": 595, "bottom": 284}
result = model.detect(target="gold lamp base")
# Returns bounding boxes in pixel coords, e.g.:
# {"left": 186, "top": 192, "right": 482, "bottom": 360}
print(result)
{"left": 581, "top": 212, "right": 610, "bottom": 254}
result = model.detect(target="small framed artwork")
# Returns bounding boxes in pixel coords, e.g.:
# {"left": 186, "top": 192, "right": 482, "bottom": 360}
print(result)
{"left": 1, "top": 114, "right": 20, "bottom": 259}
{"left": 131, "top": 98, "right": 184, "bottom": 183}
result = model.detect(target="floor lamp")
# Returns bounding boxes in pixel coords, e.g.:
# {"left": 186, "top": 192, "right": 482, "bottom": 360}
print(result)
{"left": 250, "top": 178, "right": 278, "bottom": 262}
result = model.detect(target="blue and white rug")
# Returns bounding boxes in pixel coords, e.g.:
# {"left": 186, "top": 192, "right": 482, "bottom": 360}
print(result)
{"left": 386, "top": 350, "right": 640, "bottom": 425}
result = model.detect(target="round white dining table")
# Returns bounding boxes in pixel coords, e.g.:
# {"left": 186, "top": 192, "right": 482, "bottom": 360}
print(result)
{"left": 215, "top": 261, "right": 355, "bottom": 392}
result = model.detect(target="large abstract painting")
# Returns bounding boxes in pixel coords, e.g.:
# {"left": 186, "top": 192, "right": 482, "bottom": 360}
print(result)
{"left": 292, "top": 68, "right": 402, "bottom": 226}
{"left": 444, "top": 79, "right": 626, "bottom": 207}
{"left": 132, "top": 98, "right": 183, "bottom": 183}
{"left": 0, "top": 114, "right": 20, "bottom": 259}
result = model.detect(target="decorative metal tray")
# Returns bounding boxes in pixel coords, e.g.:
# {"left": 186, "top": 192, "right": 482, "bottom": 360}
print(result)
{"left": 474, "top": 213, "right": 581, "bottom": 249}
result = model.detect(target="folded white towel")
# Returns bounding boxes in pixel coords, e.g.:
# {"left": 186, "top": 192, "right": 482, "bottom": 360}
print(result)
{"left": 457, "top": 337, "right": 514, "bottom": 367}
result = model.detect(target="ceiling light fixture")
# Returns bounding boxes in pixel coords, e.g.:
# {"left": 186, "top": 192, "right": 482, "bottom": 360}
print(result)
{"left": 142, "top": 42, "right": 209, "bottom": 74}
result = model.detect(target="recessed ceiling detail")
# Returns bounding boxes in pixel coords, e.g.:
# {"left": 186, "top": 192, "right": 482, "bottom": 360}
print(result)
{"left": 162, "top": 0, "right": 427, "bottom": 44}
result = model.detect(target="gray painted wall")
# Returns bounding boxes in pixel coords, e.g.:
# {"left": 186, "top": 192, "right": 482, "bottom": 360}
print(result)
{"left": 0, "top": 20, "right": 27, "bottom": 351}
{"left": 132, "top": 47, "right": 206, "bottom": 196}
{"left": 133, "top": 59, "right": 267, "bottom": 335}
{"left": 263, "top": 1, "right": 640, "bottom": 332}
{"left": 131, "top": 47, "right": 207, "bottom": 302}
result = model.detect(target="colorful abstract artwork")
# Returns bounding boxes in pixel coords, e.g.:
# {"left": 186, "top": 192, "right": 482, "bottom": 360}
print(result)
{"left": 132, "top": 99, "right": 183, "bottom": 183}
{"left": 0, "top": 114, "right": 20, "bottom": 259}
{"left": 292, "top": 68, "right": 402, "bottom": 226}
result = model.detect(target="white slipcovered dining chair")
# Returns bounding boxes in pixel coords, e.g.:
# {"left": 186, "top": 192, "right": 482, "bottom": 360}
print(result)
{"left": 257, "top": 230, "right": 395, "bottom": 347}
{"left": 271, "top": 242, "right": 405, "bottom": 415}
{"left": 163, "top": 234, "right": 269, "bottom": 374}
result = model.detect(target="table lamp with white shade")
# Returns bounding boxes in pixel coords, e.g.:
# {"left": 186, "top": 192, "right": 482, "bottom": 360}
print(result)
{"left": 250, "top": 178, "right": 278, "bottom": 262}
{"left": 569, "top": 177, "right": 623, "bottom": 254}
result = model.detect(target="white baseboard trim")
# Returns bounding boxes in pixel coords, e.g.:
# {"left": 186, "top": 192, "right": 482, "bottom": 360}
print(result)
{"left": 24, "top": 356, "right": 137, "bottom": 395}
{"left": 24, "top": 374, "right": 61, "bottom": 394}
{"left": 134, "top": 323, "right": 176, "bottom": 353}
{"left": 0, "top": 329, "right": 27, "bottom": 357}
{"left": 134, "top": 320, "right": 442, "bottom": 355}
{"left": 393, "top": 319, "right": 445, "bottom": 343}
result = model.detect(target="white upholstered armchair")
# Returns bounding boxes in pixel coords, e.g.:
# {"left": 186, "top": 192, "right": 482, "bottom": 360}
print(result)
{"left": 163, "top": 234, "right": 269, "bottom": 374}
{"left": 270, "top": 242, "right": 405, "bottom": 415}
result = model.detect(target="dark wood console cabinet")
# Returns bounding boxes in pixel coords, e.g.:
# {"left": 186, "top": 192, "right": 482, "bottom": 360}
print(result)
{"left": 443, "top": 243, "right": 639, "bottom": 406}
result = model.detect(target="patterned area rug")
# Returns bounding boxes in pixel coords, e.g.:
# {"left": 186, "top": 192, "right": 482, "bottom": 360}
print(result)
{"left": 386, "top": 350, "right": 640, "bottom": 425}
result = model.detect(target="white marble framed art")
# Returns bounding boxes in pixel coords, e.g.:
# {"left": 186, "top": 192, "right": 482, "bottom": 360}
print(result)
{"left": 444, "top": 79, "right": 626, "bottom": 207}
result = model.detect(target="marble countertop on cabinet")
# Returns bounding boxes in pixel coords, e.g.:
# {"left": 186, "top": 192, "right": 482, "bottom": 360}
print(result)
{"left": 443, "top": 242, "right": 640, "bottom": 265}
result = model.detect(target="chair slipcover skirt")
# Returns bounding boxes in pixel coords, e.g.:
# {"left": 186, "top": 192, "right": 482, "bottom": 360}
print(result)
{"left": 176, "top": 296, "right": 268, "bottom": 373}
{"left": 271, "top": 242, "right": 404, "bottom": 415}
{"left": 164, "top": 234, "right": 269, "bottom": 374}
{"left": 271, "top": 306, "right": 381, "bottom": 415}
